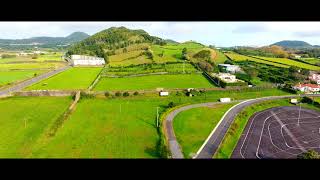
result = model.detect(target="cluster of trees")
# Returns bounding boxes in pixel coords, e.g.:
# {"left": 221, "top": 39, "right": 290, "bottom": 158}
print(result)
{"left": 105, "top": 91, "right": 139, "bottom": 97}
{"left": 197, "top": 61, "right": 213, "bottom": 72}
{"left": 1, "top": 54, "right": 16, "bottom": 58}
{"left": 295, "top": 48, "right": 320, "bottom": 58}
{"left": 234, "top": 45, "right": 289, "bottom": 58}
{"left": 297, "top": 150, "right": 320, "bottom": 159}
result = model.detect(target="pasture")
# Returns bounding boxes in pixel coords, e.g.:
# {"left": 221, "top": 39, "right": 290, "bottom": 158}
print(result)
{"left": 225, "top": 52, "right": 290, "bottom": 68}
{"left": 0, "top": 96, "right": 71, "bottom": 158}
{"left": 173, "top": 103, "right": 236, "bottom": 158}
{"left": 94, "top": 74, "right": 214, "bottom": 91}
{"left": 30, "top": 98, "right": 167, "bottom": 158}
{"left": 26, "top": 67, "right": 102, "bottom": 90}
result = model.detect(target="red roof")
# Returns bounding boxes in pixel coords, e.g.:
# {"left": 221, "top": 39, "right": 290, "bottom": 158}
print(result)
{"left": 295, "top": 83, "right": 320, "bottom": 88}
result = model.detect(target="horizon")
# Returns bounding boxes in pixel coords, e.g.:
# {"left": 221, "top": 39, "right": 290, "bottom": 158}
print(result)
{"left": 1, "top": 22, "right": 320, "bottom": 47}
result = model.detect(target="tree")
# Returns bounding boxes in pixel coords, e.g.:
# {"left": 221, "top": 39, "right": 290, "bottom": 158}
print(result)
{"left": 104, "top": 91, "right": 110, "bottom": 97}
{"left": 103, "top": 53, "right": 109, "bottom": 64}
{"left": 168, "top": 102, "right": 175, "bottom": 108}
{"left": 297, "top": 150, "right": 320, "bottom": 159}
{"left": 133, "top": 91, "right": 139, "bottom": 96}
{"left": 123, "top": 48, "right": 128, "bottom": 53}
{"left": 123, "top": 92, "right": 130, "bottom": 97}
{"left": 115, "top": 91, "right": 122, "bottom": 97}
{"left": 182, "top": 48, "right": 187, "bottom": 60}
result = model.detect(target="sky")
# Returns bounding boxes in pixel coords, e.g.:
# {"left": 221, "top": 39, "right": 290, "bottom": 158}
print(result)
{"left": 1, "top": 22, "right": 320, "bottom": 47}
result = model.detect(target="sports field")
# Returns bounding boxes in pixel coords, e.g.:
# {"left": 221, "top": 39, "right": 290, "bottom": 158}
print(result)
{"left": 30, "top": 98, "right": 168, "bottom": 158}
{"left": 26, "top": 67, "right": 102, "bottom": 90}
{"left": 173, "top": 103, "right": 236, "bottom": 158}
{"left": 94, "top": 74, "right": 214, "bottom": 91}
{"left": 0, "top": 96, "right": 71, "bottom": 158}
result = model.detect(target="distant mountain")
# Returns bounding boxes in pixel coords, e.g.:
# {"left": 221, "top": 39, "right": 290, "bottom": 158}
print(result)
{"left": 67, "top": 26, "right": 166, "bottom": 57}
{"left": 271, "top": 40, "right": 315, "bottom": 49}
{"left": 0, "top": 32, "right": 90, "bottom": 49}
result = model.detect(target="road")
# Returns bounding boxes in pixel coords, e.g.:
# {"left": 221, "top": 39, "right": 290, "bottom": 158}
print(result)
{"left": 164, "top": 94, "right": 320, "bottom": 159}
{"left": 0, "top": 65, "right": 71, "bottom": 97}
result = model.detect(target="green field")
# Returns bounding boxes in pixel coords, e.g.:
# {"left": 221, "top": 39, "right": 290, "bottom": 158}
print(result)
{"left": 299, "top": 58, "right": 320, "bottom": 65}
{"left": 94, "top": 74, "right": 214, "bottom": 91}
{"left": 0, "top": 70, "right": 45, "bottom": 88}
{"left": 213, "top": 98, "right": 320, "bottom": 159}
{"left": 213, "top": 50, "right": 228, "bottom": 64}
{"left": 0, "top": 96, "right": 71, "bottom": 158}
{"left": 30, "top": 98, "right": 167, "bottom": 158}
{"left": 173, "top": 103, "right": 236, "bottom": 158}
{"left": 102, "top": 63, "right": 199, "bottom": 76}
{"left": 0, "top": 62, "right": 66, "bottom": 70}
{"left": 0, "top": 53, "right": 63, "bottom": 63}
{"left": 225, "top": 52, "right": 290, "bottom": 68}
{"left": 26, "top": 67, "right": 102, "bottom": 90}
{"left": 253, "top": 56, "right": 320, "bottom": 70}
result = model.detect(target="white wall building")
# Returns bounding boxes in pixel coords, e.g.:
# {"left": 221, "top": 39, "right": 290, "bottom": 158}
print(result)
{"left": 293, "top": 84, "right": 320, "bottom": 93}
{"left": 218, "top": 64, "right": 241, "bottom": 74}
{"left": 215, "top": 73, "right": 238, "bottom": 83}
{"left": 69, "top": 55, "right": 105, "bottom": 66}
{"left": 309, "top": 73, "right": 320, "bottom": 85}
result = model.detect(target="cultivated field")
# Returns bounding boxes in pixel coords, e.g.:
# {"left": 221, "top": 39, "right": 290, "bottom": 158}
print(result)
{"left": 300, "top": 58, "right": 320, "bottom": 65}
{"left": 94, "top": 74, "right": 214, "bottom": 91}
{"left": 253, "top": 56, "right": 320, "bottom": 70}
{"left": 0, "top": 70, "right": 45, "bottom": 88}
{"left": 0, "top": 52, "right": 64, "bottom": 63}
{"left": 26, "top": 67, "right": 102, "bottom": 90}
{"left": 173, "top": 103, "right": 236, "bottom": 158}
{"left": 225, "top": 52, "right": 290, "bottom": 68}
{"left": 0, "top": 96, "right": 71, "bottom": 158}
{"left": 213, "top": 50, "right": 228, "bottom": 64}
{"left": 0, "top": 62, "right": 67, "bottom": 70}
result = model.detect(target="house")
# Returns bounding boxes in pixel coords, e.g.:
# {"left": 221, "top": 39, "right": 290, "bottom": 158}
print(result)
{"left": 218, "top": 64, "right": 241, "bottom": 74}
{"left": 291, "top": 54, "right": 301, "bottom": 59}
{"left": 293, "top": 83, "right": 320, "bottom": 93}
{"left": 214, "top": 73, "right": 238, "bottom": 83}
{"left": 68, "top": 55, "right": 105, "bottom": 66}
{"left": 309, "top": 72, "right": 320, "bottom": 84}
{"left": 220, "top": 98, "right": 231, "bottom": 102}
{"left": 290, "top": 99, "right": 298, "bottom": 104}
{"left": 159, "top": 91, "right": 169, "bottom": 96}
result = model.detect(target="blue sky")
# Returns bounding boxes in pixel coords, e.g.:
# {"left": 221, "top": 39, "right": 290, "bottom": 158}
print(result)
{"left": 1, "top": 22, "right": 320, "bottom": 47}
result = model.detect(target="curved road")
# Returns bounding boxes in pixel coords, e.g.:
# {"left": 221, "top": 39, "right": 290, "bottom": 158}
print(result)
{"left": 164, "top": 94, "right": 320, "bottom": 159}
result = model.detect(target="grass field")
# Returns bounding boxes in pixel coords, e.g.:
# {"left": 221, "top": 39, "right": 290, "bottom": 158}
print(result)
{"left": 102, "top": 63, "right": 200, "bottom": 76}
{"left": 253, "top": 56, "right": 320, "bottom": 70}
{"left": 94, "top": 74, "right": 214, "bottom": 91}
{"left": 213, "top": 98, "right": 320, "bottom": 158}
{"left": 299, "top": 58, "right": 320, "bottom": 65}
{"left": 225, "top": 53, "right": 290, "bottom": 68}
{"left": 0, "top": 96, "right": 71, "bottom": 158}
{"left": 213, "top": 50, "right": 228, "bottom": 64}
{"left": 0, "top": 70, "right": 45, "bottom": 88}
{"left": 26, "top": 67, "right": 102, "bottom": 90}
{"left": 0, "top": 62, "right": 66, "bottom": 70}
{"left": 0, "top": 53, "right": 63, "bottom": 63}
{"left": 30, "top": 98, "right": 167, "bottom": 158}
{"left": 173, "top": 103, "right": 236, "bottom": 158}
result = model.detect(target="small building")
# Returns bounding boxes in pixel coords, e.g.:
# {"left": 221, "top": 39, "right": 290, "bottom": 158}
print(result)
{"left": 214, "top": 73, "right": 238, "bottom": 83}
{"left": 309, "top": 72, "right": 320, "bottom": 85}
{"left": 218, "top": 64, "right": 241, "bottom": 74}
{"left": 187, "top": 88, "right": 194, "bottom": 92}
{"left": 292, "top": 54, "right": 301, "bottom": 59}
{"left": 220, "top": 98, "right": 231, "bottom": 102}
{"left": 159, "top": 91, "right": 169, "bottom": 96}
{"left": 293, "top": 83, "right": 320, "bottom": 93}
{"left": 69, "top": 55, "right": 105, "bottom": 66}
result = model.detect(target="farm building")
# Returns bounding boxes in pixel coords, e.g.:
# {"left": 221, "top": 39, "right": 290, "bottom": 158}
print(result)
{"left": 293, "top": 83, "right": 320, "bottom": 93}
{"left": 214, "top": 73, "right": 238, "bottom": 83}
{"left": 159, "top": 91, "right": 169, "bottom": 96}
{"left": 218, "top": 64, "right": 241, "bottom": 74}
{"left": 68, "top": 55, "right": 105, "bottom": 66}
{"left": 309, "top": 72, "right": 320, "bottom": 84}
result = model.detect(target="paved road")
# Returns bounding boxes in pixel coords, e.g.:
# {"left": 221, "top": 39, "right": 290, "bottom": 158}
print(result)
{"left": 0, "top": 65, "right": 71, "bottom": 97}
{"left": 164, "top": 94, "right": 320, "bottom": 159}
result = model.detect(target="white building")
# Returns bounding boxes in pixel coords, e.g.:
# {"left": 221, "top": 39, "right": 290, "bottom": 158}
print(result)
{"left": 218, "top": 64, "right": 241, "bottom": 74}
{"left": 309, "top": 72, "right": 320, "bottom": 85}
{"left": 220, "top": 98, "right": 231, "bottom": 102}
{"left": 159, "top": 91, "right": 169, "bottom": 96}
{"left": 69, "top": 55, "right": 105, "bottom": 66}
{"left": 293, "top": 83, "right": 320, "bottom": 93}
{"left": 214, "top": 73, "right": 238, "bottom": 83}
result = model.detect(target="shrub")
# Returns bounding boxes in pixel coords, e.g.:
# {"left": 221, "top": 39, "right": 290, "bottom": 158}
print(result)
{"left": 31, "top": 54, "right": 38, "bottom": 59}
{"left": 176, "top": 91, "right": 182, "bottom": 96}
{"left": 168, "top": 102, "right": 175, "bottom": 108}
{"left": 123, "top": 92, "right": 130, "bottom": 97}
{"left": 115, "top": 91, "right": 122, "bottom": 97}
{"left": 104, "top": 91, "right": 110, "bottom": 97}
{"left": 80, "top": 92, "right": 95, "bottom": 99}
{"left": 133, "top": 91, "right": 139, "bottom": 96}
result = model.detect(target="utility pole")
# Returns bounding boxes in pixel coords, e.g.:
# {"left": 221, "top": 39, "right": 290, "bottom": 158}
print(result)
{"left": 156, "top": 107, "right": 159, "bottom": 128}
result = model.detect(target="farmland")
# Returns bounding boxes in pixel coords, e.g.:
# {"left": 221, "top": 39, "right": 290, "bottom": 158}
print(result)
{"left": 225, "top": 52, "right": 290, "bottom": 68}
{"left": 0, "top": 52, "right": 64, "bottom": 63}
{"left": 0, "top": 96, "right": 71, "bottom": 158}
{"left": 213, "top": 50, "right": 228, "bottom": 64}
{"left": 94, "top": 74, "right": 215, "bottom": 91}
{"left": 0, "top": 62, "right": 66, "bottom": 70}
{"left": 30, "top": 97, "right": 169, "bottom": 158}
{"left": 0, "top": 70, "right": 45, "bottom": 88}
{"left": 299, "top": 58, "right": 320, "bottom": 65}
{"left": 102, "top": 63, "right": 200, "bottom": 77}
{"left": 173, "top": 103, "right": 236, "bottom": 158}
{"left": 26, "top": 67, "right": 102, "bottom": 90}
{"left": 253, "top": 56, "right": 320, "bottom": 70}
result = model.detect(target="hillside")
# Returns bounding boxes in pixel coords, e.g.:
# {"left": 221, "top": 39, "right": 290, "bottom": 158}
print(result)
{"left": 272, "top": 40, "right": 314, "bottom": 49}
{"left": 0, "top": 32, "right": 89, "bottom": 49}
{"left": 66, "top": 27, "right": 166, "bottom": 57}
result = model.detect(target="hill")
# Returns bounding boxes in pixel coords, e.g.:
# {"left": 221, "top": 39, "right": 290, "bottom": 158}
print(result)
{"left": 66, "top": 27, "right": 166, "bottom": 57}
{"left": 272, "top": 40, "right": 314, "bottom": 49}
{"left": 0, "top": 32, "right": 90, "bottom": 49}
